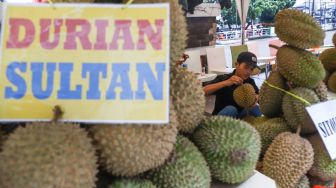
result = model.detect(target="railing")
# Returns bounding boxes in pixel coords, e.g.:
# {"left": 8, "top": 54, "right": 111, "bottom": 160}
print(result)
{"left": 216, "top": 28, "right": 272, "bottom": 41}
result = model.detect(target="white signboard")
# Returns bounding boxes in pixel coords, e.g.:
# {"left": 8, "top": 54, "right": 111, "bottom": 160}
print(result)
{"left": 211, "top": 170, "right": 277, "bottom": 188}
{"left": 306, "top": 100, "right": 336, "bottom": 160}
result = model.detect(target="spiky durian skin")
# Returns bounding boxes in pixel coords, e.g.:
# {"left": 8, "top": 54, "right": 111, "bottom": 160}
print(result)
{"left": 308, "top": 134, "right": 336, "bottom": 181}
{"left": 254, "top": 118, "right": 290, "bottom": 157}
{"left": 259, "top": 71, "right": 287, "bottom": 117}
{"left": 146, "top": 135, "right": 211, "bottom": 188}
{"left": 0, "top": 123, "right": 98, "bottom": 188}
{"left": 109, "top": 179, "right": 156, "bottom": 188}
{"left": 90, "top": 107, "right": 178, "bottom": 177}
{"left": 328, "top": 71, "right": 336, "bottom": 92}
{"left": 170, "top": 66, "right": 205, "bottom": 133}
{"left": 263, "top": 132, "right": 314, "bottom": 188}
{"left": 296, "top": 176, "right": 310, "bottom": 188}
{"left": 0, "top": 128, "right": 8, "bottom": 151}
{"left": 192, "top": 116, "right": 261, "bottom": 184}
{"left": 275, "top": 9, "right": 324, "bottom": 49}
{"left": 124, "top": 0, "right": 187, "bottom": 67}
{"left": 282, "top": 87, "right": 320, "bottom": 135}
{"left": 277, "top": 45, "right": 326, "bottom": 88}
{"left": 314, "top": 81, "right": 329, "bottom": 101}
{"left": 91, "top": 122, "right": 177, "bottom": 177}
{"left": 319, "top": 48, "right": 336, "bottom": 73}
{"left": 233, "top": 83, "right": 256, "bottom": 108}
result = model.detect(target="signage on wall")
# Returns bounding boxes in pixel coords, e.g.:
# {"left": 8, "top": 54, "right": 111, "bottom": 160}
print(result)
{"left": 0, "top": 3, "right": 170, "bottom": 124}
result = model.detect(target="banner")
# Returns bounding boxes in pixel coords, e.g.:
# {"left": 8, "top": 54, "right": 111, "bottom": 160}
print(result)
{"left": 0, "top": 3, "right": 170, "bottom": 123}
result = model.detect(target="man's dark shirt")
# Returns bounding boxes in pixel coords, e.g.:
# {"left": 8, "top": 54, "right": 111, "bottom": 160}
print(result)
{"left": 204, "top": 70, "right": 259, "bottom": 115}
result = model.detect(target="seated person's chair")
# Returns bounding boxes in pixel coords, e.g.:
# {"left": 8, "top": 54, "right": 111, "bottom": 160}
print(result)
{"left": 231, "top": 44, "right": 260, "bottom": 75}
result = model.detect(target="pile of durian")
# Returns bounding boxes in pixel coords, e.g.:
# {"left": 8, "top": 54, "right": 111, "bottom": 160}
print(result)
{"left": 247, "top": 9, "right": 336, "bottom": 188}
{"left": 320, "top": 32, "right": 336, "bottom": 93}
{"left": 0, "top": 0, "right": 264, "bottom": 188}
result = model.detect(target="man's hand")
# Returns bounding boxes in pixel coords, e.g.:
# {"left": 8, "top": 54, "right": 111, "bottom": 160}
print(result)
{"left": 226, "top": 75, "right": 243, "bottom": 86}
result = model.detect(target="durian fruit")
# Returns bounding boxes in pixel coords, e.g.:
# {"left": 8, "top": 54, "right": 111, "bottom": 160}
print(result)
{"left": 308, "top": 134, "right": 336, "bottom": 181}
{"left": 39, "top": 0, "right": 94, "bottom": 2}
{"left": 90, "top": 107, "right": 178, "bottom": 177}
{"left": 282, "top": 87, "right": 320, "bottom": 135}
{"left": 277, "top": 45, "right": 326, "bottom": 88}
{"left": 233, "top": 83, "right": 256, "bottom": 108}
{"left": 259, "top": 71, "right": 287, "bottom": 117}
{"left": 242, "top": 115, "right": 269, "bottom": 125}
{"left": 254, "top": 118, "right": 291, "bottom": 157}
{"left": 324, "top": 70, "right": 331, "bottom": 83}
{"left": 275, "top": 9, "right": 324, "bottom": 49}
{"left": 125, "top": 0, "right": 187, "bottom": 67}
{"left": 308, "top": 175, "right": 335, "bottom": 188}
{"left": 192, "top": 116, "right": 261, "bottom": 184}
{"left": 146, "top": 135, "right": 211, "bottom": 188}
{"left": 0, "top": 128, "right": 8, "bottom": 151}
{"left": 0, "top": 122, "right": 98, "bottom": 188}
{"left": 319, "top": 48, "right": 336, "bottom": 73}
{"left": 242, "top": 115, "right": 256, "bottom": 124}
{"left": 333, "top": 32, "right": 336, "bottom": 47}
{"left": 296, "top": 175, "right": 310, "bottom": 188}
{"left": 263, "top": 132, "right": 314, "bottom": 188}
{"left": 256, "top": 160, "right": 263, "bottom": 172}
{"left": 109, "top": 179, "right": 156, "bottom": 188}
{"left": 327, "top": 71, "right": 336, "bottom": 92}
{"left": 314, "top": 81, "right": 329, "bottom": 101}
{"left": 170, "top": 66, "right": 205, "bottom": 133}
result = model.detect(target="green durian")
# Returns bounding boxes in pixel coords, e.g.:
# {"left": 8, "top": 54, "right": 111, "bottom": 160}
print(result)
{"left": 327, "top": 71, "right": 336, "bottom": 92}
{"left": 277, "top": 45, "right": 325, "bottom": 88}
{"left": 233, "top": 83, "right": 256, "bottom": 108}
{"left": 124, "top": 0, "right": 187, "bottom": 66}
{"left": 314, "top": 81, "right": 329, "bottom": 101}
{"left": 259, "top": 71, "right": 287, "bottom": 117}
{"left": 254, "top": 118, "right": 291, "bottom": 157}
{"left": 296, "top": 176, "right": 310, "bottom": 188}
{"left": 275, "top": 9, "right": 324, "bottom": 49}
{"left": 282, "top": 87, "right": 320, "bottom": 135}
{"left": 109, "top": 179, "right": 156, "bottom": 188}
{"left": 192, "top": 116, "right": 261, "bottom": 184}
{"left": 146, "top": 135, "right": 211, "bottom": 188}
{"left": 0, "top": 122, "right": 98, "bottom": 188}
{"left": 170, "top": 66, "right": 205, "bottom": 133}
{"left": 263, "top": 132, "right": 314, "bottom": 188}
{"left": 308, "top": 134, "right": 336, "bottom": 181}
{"left": 319, "top": 48, "right": 336, "bottom": 72}
{"left": 90, "top": 107, "right": 178, "bottom": 177}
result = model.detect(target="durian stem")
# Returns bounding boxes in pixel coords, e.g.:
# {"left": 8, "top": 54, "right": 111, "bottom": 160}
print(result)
{"left": 296, "top": 125, "right": 302, "bottom": 135}
{"left": 52, "top": 105, "right": 63, "bottom": 123}
{"left": 269, "top": 44, "right": 280, "bottom": 50}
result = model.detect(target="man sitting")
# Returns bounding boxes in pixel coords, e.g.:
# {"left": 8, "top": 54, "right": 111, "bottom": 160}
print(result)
{"left": 203, "top": 51, "right": 262, "bottom": 118}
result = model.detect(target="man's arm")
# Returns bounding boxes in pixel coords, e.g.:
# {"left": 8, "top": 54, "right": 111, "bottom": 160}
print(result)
{"left": 204, "top": 75, "right": 243, "bottom": 95}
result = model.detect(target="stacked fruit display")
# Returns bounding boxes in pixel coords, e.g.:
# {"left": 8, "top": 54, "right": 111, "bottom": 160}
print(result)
{"left": 0, "top": 0, "right": 262, "bottom": 188}
{"left": 254, "top": 9, "right": 336, "bottom": 188}
{"left": 319, "top": 32, "right": 336, "bottom": 93}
